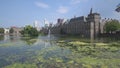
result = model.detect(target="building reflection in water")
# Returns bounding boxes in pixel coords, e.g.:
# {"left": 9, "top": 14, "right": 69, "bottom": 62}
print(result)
{"left": 4, "top": 35, "right": 10, "bottom": 41}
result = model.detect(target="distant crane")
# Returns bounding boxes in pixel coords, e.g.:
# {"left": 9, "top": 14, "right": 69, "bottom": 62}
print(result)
{"left": 115, "top": 3, "right": 120, "bottom": 12}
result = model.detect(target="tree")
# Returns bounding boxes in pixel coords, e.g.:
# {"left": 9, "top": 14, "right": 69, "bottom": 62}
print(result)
{"left": 30, "top": 28, "right": 39, "bottom": 36}
{"left": 104, "top": 20, "right": 120, "bottom": 33}
{"left": 0, "top": 28, "right": 4, "bottom": 34}
{"left": 9, "top": 28, "right": 14, "bottom": 34}
{"left": 20, "top": 25, "right": 39, "bottom": 36}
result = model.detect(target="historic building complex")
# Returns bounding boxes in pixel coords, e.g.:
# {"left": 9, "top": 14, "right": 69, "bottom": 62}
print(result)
{"left": 50, "top": 8, "right": 101, "bottom": 38}
{"left": 4, "top": 27, "right": 23, "bottom": 35}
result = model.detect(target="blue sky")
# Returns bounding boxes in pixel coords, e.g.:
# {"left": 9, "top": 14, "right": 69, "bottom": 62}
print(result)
{"left": 0, "top": 0, "right": 120, "bottom": 28}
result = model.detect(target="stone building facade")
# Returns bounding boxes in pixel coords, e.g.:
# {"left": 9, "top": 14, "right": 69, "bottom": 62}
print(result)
{"left": 10, "top": 27, "right": 23, "bottom": 35}
{"left": 50, "top": 9, "right": 101, "bottom": 38}
{"left": 4, "top": 28, "right": 10, "bottom": 34}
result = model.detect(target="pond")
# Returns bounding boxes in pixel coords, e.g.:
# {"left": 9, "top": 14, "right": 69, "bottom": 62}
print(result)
{"left": 0, "top": 35, "right": 120, "bottom": 68}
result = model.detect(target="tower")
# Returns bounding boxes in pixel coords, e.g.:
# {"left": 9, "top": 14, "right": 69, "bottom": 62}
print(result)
{"left": 90, "top": 8, "right": 93, "bottom": 14}
{"left": 87, "top": 8, "right": 101, "bottom": 38}
{"left": 34, "top": 20, "right": 38, "bottom": 28}
{"left": 34, "top": 20, "right": 40, "bottom": 31}
{"left": 44, "top": 19, "right": 49, "bottom": 28}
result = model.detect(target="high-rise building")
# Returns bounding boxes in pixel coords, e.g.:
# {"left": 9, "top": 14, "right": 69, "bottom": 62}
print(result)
{"left": 34, "top": 20, "right": 40, "bottom": 31}
{"left": 44, "top": 19, "right": 49, "bottom": 28}
{"left": 34, "top": 20, "right": 38, "bottom": 28}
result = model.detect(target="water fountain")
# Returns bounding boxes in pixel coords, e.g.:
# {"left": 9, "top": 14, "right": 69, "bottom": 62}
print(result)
{"left": 48, "top": 29, "right": 51, "bottom": 38}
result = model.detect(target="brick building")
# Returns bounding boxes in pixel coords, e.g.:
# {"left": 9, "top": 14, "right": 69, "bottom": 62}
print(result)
{"left": 50, "top": 8, "right": 101, "bottom": 38}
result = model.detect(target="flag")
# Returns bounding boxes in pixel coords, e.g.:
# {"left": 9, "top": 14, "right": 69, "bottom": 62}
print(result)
{"left": 117, "top": 3, "right": 120, "bottom": 8}
{"left": 116, "top": 7, "right": 120, "bottom": 12}
{"left": 116, "top": 3, "right": 120, "bottom": 12}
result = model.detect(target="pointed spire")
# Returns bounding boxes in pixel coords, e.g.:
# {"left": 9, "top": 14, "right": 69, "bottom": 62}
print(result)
{"left": 90, "top": 8, "right": 93, "bottom": 14}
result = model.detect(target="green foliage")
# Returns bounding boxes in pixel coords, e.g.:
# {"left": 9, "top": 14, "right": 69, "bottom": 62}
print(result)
{"left": 0, "top": 36, "right": 120, "bottom": 68}
{"left": 0, "top": 35, "right": 4, "bottom": 40}
{"left": 0, "top": 28, "right": 4, "bottom": 34}
{"left": 9, "top": 28, "right": 14, "bottom": 33}
{"left": 21, "top": 37, "right": 37, "bottom": 45}
{"left": 4, "top": 63, "right": 37, "bottom": 68}
{"left": 20, "top": 25, "right": 39, "bottom": 37}
{"left": 104, "top": 20, "right": 120, "bottom": 33}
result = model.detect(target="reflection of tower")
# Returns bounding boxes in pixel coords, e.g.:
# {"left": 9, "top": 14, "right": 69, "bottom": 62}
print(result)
{"left": 34, "top": 20, "right": 40, "bottom": 31}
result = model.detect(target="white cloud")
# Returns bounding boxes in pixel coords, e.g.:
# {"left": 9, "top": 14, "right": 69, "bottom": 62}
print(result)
{"left": 57, "top": 6, "right": 69, "bottom": 14}
{"left": 35, "top": 2, "right": 49, "bottom": 8}
{"left": 70, "top": 0, "right": 88, "bottom": 4}
{"left": 71, "top": 0, "right": 80, "bottom": 4}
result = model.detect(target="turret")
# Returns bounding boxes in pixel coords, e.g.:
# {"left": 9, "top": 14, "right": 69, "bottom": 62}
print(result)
{"left": 87, "top": 8, "right": 101, "bottom": 38}
{"left": 90, "top": 8, "right": 93, "bottom": 14}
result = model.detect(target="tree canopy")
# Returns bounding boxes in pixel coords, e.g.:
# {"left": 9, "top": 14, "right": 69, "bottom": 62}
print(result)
{"left": 104, "top": 20, "right": 120, "bottom": 33}
{"left": 9, "top": 28, "right": 14, "bottom": 33}
{"left": 0, "top": 28, "right": 4, "bottom": 34}
{"left": 20, "top": 25, "right": 39, "bottom": 37}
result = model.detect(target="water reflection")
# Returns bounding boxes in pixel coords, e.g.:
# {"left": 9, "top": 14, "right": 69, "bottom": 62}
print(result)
{"left": 36, "top": 36, "right": 55, "bottom": 48}
{"left": 0, "top": 35, "right": 4, "bottom": 41}
{"left": 0, "top": 35, "right": 120, "bottom": 68}
{"left": 20, "top": 37, "right": 37, "bottom": 45}
{"left": 4, "top": 35, "right": 10, "bottom": 41}
{"left": 0, "top": 35, "right": 21, "bottom": 43}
